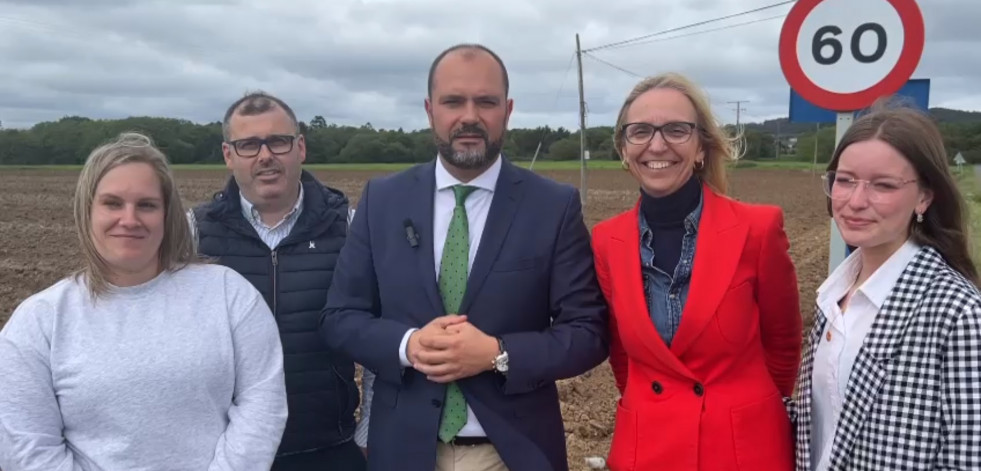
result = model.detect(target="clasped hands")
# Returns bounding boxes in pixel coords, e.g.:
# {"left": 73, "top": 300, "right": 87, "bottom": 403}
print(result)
{"left": 406, "top": 315, "right": 499, "bottom": 383}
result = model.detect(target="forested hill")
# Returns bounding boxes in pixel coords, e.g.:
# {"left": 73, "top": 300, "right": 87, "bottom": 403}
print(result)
{"left": 745, "top": 107, "right": 981, "bottom": 136}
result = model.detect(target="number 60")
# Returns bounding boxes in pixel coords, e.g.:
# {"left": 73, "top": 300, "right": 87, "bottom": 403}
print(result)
{"left": 812, "top": 23, "right": 887, "bottom": 65}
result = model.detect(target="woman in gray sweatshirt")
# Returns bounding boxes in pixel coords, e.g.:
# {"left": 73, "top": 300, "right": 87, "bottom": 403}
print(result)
{"left": 0, "top": 132, "right": 288, "bottom": 471}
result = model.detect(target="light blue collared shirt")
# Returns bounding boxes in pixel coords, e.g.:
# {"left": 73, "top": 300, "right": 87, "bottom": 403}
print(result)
{"left": 239, "top": 185, "right": 304, "bottom": 249}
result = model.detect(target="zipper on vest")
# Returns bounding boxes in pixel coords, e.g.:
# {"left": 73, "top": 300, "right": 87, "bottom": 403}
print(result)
{"left": 271, "top": 250, "right": 279, "bottom": 315}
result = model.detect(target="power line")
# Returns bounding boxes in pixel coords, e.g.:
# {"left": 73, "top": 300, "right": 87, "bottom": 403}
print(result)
{"left": 582, "top": 0, "right": 795, "bottom": 53}
{"left": 529, "top": 52, "right": 577, "bottom": 170}
{"left": 582, "top": 52, "right": 643, "bottom": 79}
{"left": 576, "top": 13, "right": 787, "bottom": 92}
{"left": 549, "top": 53, "right": 578, "bottom": 112}
{"left": 603, "top": 14, "right": 786, "bottom": 50}
{"left": 728, "top": 100, "right": 750, "bottom": 130}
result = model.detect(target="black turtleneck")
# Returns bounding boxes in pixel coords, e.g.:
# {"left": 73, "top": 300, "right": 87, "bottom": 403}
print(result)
{"left": 640, "top": 176, "right": 702, "bottom": 275}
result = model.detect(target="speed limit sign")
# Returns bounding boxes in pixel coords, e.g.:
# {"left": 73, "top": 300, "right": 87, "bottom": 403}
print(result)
{"left": 779, "top": 0, "right": 926, "bottom": 274}
{"left": 779, "top": 0, "right": 924, "bottom": 111}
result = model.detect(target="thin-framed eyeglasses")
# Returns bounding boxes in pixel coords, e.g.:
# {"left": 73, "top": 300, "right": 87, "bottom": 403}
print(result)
{"left": 621, "top": 121, "right": 699, "bottom": 146}
{"left": 821, "top": 171, "right": 918, "bottom": 203}
{"left": 227, "top": 134, "right": 296, "bottom": 158}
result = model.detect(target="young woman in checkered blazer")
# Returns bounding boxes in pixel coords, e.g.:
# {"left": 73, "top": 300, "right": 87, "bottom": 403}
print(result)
{"left": 793, "top": 101, "right": 981, "bottom": 471}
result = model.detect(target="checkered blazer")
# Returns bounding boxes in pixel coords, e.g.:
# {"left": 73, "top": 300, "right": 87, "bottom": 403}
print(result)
{"left": 792, "top": 245, "right": 981, "bottom": 470}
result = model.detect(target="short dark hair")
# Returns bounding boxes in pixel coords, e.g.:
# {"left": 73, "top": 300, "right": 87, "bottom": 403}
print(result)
{"left": 222, "top": 91, "right": 300, "bottom": 140}
{"left": 427, "top": 43, "right": 509, "bottom": 98}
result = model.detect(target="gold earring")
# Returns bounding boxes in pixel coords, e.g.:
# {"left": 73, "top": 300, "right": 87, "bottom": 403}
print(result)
{"left": 620, "top": 160, "right": 629, "bottom": 171}
{"left": 694, "top": 160, "right": 705, "bottom": 170}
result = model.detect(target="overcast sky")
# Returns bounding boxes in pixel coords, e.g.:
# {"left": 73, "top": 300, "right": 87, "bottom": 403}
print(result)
{"left": 0, "top": 0, "right": 978, "bottom": 132}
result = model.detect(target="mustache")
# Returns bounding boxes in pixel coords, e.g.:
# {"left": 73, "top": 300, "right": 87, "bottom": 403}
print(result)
{"left": 451, "top": 125, "right": 488, "bottom": 140}
{"left": 253, "top": 162, "right": 282, "bottom": 176}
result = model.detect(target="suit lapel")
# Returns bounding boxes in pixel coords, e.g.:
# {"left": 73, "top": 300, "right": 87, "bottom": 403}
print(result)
{"left": 609, "top": 203, "right": 695, "bottom": 379}
{"left": 407, "top": 161, "right": 445, "bottom": 316}
{"left": 669, "top": 188, "right": 747, "bottom": 357}
{"left": 826, "top": 246, "right": 935, "bottom": 470}
{"left": 459, "top": 158, "right": 522, "bottom": 314}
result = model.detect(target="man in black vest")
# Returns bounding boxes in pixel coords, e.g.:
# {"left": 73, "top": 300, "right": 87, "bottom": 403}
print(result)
{"left": 191, "top": 91, "right": 367, "bottom": 471}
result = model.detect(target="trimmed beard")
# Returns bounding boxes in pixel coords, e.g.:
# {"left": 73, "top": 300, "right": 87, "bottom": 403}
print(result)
{"left": 434, "top": 128, "right": 504, "bottom": 170}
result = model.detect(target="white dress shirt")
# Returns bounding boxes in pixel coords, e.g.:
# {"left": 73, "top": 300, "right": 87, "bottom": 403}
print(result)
{"left": 810, "top": 239, "right": 921, "bottom": 470}
{"left": 398, "top": 155, "right": 502, "bottom": 438}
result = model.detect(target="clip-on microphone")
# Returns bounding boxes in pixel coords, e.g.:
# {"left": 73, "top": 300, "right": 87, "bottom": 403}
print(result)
{"left": 403, "top": 219, "right": 420, "bottom": 248}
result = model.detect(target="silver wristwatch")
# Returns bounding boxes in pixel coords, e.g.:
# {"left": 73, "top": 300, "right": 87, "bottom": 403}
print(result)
{"left": 492, "top": 338, "right": 508, "bottom": 374}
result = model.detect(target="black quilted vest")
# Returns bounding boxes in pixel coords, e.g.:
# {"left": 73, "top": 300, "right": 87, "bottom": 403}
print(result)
{"left": 192, "top": 171, "right": 358, "bottom": 455}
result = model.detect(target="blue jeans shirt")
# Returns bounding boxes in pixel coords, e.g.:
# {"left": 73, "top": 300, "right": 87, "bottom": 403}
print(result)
{"left": 639, "top": 194, "right": 703, "bottom": 346}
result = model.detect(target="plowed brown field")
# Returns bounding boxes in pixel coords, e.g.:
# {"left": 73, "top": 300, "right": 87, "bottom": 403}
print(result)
{"left": 0, "top": 167, "right": 829, "bottom": 470}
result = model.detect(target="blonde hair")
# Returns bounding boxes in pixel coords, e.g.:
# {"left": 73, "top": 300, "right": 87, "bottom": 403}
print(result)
{"left": 613, "top": 72, "right": 742, "bottom": 195}
{"left": 73, "top": 132, "right": 199, "bottom": 297}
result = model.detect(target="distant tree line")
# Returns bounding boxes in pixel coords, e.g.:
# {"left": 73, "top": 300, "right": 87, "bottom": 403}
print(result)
{"left": 0, "top": 115, "right": 608, "bottom": 165}
{"left": 746, "top": 107, "right": 981, "bottom": 165}
{"left": 0, "top": 112, "right": 979, "bottom": 165}
{"left": 790, "top": 121, "right": 981, "bottom": 165}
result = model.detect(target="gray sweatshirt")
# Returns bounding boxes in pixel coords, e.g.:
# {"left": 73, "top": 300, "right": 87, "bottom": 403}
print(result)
{"left": 0, "top": 264, "right": 288, "bottom": 471}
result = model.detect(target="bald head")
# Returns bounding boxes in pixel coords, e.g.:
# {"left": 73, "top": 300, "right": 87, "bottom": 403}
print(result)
{"left": 427, "top": 43, "right": 509, "bottom": 98}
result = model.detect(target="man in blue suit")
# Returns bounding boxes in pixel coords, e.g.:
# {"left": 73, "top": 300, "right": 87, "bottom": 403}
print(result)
{"left": 319, "top": 43, "right": 609, "bottom": 471}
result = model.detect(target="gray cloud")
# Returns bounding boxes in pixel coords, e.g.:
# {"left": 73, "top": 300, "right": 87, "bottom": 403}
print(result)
{"left": 0, "top": 0, "right": 978, "bottom": 133}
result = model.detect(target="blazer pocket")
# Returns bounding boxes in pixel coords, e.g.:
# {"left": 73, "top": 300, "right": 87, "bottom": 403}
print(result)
{"left": 731, "top": 392, "right": 794, "bottom": 471}
{"left": 491, "top": 256, "right": 542, "bottom": 272}
{"left": 606, "top": 400, "right": 638, "bottom": 471}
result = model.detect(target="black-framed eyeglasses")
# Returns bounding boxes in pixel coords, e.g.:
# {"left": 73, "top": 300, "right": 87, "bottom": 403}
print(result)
{"left": 226, "top": 135, "right": 296, "bottom": 157}
{"left": 821, "top": 171, "right": 917, "bottom": 203}
{"left": 621, "top": 122, "right": 698, "bottom": 146}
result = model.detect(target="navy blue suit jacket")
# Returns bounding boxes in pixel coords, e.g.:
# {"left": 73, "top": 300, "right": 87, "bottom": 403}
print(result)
{"left": 319, "top": 157, "right": 609, "bottom": 471}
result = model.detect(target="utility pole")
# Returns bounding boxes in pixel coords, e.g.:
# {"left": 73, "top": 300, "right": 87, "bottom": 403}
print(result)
{"left": 727, "top": 100, "right": 749, "bottom": 131}
{"left": 812, "top": 123, "right": 820, "bottom": 175}
{"left": 775, "top": 119, "right": 781, "bottom": 159}
{"left": 575, "top": 34, "right": 588, "bottom": 208}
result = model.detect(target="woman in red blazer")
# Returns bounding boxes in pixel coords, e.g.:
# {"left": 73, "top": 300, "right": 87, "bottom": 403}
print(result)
{"left": 593, "top": 72, "right": 802, "bottom": 471}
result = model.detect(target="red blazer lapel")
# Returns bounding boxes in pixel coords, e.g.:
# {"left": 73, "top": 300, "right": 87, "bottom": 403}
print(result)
{"left": 608, "top": 202, "right": 694, "bottom": 379}
{"left": 669, "top": 186, "right": 748, "bottom": 357}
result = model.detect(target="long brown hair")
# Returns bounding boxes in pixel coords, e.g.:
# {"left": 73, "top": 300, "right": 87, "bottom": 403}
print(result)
{"left": 825, "top": 99, "right": 978, "bottom": 286}
{"left": 612, "top": 72, "right": 742, "bottom": 195}
{"left": 73, "top": 132, "right": 200, "bottom": 298}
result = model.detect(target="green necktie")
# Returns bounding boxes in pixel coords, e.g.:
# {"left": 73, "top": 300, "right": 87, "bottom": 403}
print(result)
{"left": 437, "top": 184, "right": 477, "bottom": 443}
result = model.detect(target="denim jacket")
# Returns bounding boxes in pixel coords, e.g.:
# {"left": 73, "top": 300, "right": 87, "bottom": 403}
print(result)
{"left": 638, "top": 194, "right": 703, "bottom": 346}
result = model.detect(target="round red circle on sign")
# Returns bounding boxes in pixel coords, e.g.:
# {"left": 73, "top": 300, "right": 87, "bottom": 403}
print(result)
{"left": 778, "top": 0, "right": 925, "bottom": 111}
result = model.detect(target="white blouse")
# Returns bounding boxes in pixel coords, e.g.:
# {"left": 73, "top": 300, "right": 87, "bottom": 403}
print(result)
{"left": 810, "top": 240, "right": 921, "bottom": 471}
